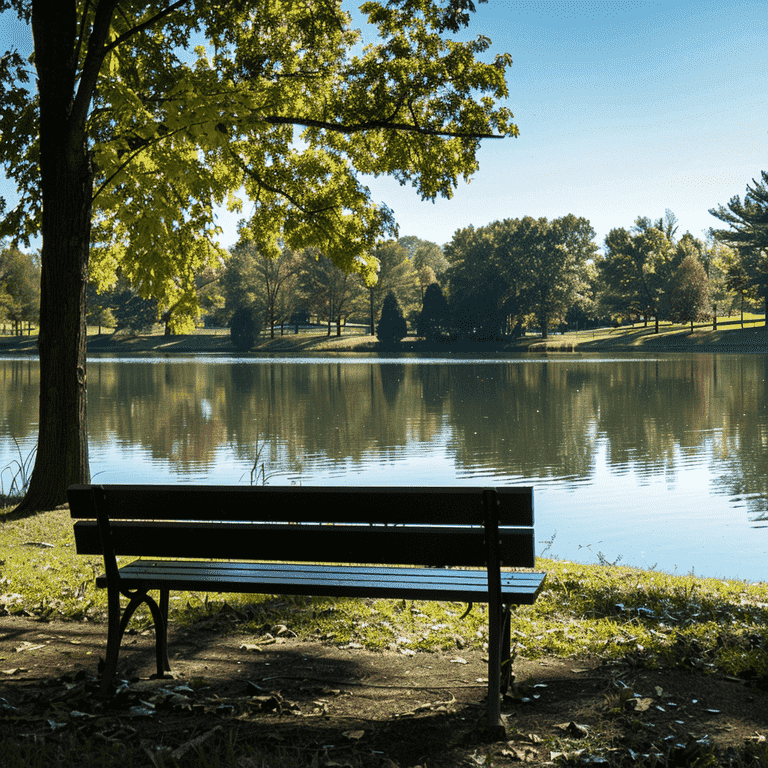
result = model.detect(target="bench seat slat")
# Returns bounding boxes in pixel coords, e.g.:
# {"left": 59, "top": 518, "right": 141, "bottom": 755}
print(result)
{"left": 98, "top": 559, "right": 546, "bottom": 604}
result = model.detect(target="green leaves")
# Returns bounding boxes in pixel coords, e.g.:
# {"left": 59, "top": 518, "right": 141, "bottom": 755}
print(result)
{"left": 446, "top": 216, "right": 596, "bottom": 338}
{"left": 599, "top": 219, "right": 680, "bottom": 325}
{"left": 710, "top": 171, "right": 768, "bottom": 311}
{"left": 2, "top": 0, "right": 516, "bottom": 330}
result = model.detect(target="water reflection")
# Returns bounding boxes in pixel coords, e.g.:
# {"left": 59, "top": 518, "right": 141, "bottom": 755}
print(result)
{"left": 2, "top": 354, "right": 767, "bottom": 579}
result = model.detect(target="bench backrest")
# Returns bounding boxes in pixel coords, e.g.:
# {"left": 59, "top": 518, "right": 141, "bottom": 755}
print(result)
{"left": 68, "top": 485, "right": 535, "bottom": 568}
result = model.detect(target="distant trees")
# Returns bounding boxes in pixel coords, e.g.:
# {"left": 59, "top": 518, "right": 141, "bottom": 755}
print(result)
{"left": 78, "top": 181, "right": 768, "bottom": 346}
{"left": 0, "top": 246, "right": 40, "bottom": 334}
{"left": 222, "top": 242, "right": 300, "bottom": 339}
{"left": 86, "top": 277, "right": 158, "bottom": 335}
{"left": 418, "top": 282, "right": 452, "bottom": 340}
{"left": 447, "top": 223, "right": 510, "bottom": 338}
{"left": 518, "top": 215, "right": 597, "bottom": 338}
{"left": 592, "top": 211, "right": 753, "bottom": 332}
{"left": 366, "top": 240, "right": 419, "bottom": 335}
{"left": 399, "top": 236, "right": 449, "bottom": 283}
{"left": 668, "top": 255, "right": 710, "bottom": 332}
{"left": 229, "top": 307, "right": 262, "bottom": 352}
{"left": 598, "top": 218, "right": 679, "bottom": 332}
{"left": 295, "top": 251, "right": 367, "bottom": 337}
{"left": 445, "top": 215, "right": 596, "bottom": 338}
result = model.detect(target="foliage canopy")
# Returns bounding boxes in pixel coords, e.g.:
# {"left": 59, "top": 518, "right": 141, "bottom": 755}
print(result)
{"left": 0, "top": 0, "right": 517, "bottom": 320}
{"left": 710, "top": 171, "right": 768, "bottom": 318}
{"left": 0, "top": 0, "right": 518, "bottom": 510}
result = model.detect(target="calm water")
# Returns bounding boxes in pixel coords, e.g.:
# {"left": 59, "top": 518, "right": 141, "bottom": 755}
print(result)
{"left": 2, "top": 353, "right": 767, "bottom": 582}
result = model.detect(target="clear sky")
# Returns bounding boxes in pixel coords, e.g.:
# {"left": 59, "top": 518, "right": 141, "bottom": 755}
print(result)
{"left": 344, "top": 0, "right": 767, "bottom": 251}
{"left": 1, "top": 1, "right": 766, "bottom": 254}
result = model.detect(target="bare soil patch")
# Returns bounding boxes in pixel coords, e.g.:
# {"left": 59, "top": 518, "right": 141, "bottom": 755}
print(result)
{"left": 2, "top": 615, "right": 766, "bottom": 766}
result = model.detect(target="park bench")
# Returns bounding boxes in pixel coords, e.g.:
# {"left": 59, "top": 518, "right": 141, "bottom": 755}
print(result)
{"left": 67, "top": 484, "right": 545, "bottom": 729}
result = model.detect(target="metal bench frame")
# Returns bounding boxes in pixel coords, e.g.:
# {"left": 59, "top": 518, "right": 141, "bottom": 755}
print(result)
{"left": 68, "top": 484, "right": 545, "bottom": 730}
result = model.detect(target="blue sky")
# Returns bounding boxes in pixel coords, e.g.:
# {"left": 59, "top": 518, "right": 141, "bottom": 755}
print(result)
{"left": 1, "top": 1, "right": 766, "bottom": 253}
{"left": 344, "top": 0, "right": 767, "bottom": 250}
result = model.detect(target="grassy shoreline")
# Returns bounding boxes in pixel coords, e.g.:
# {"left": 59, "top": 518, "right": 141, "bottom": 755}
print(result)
{"left": 2, "top": 507, "right": 767, "bottom": 675}
{"left": 0, "top": 322, "right": 766, "bottom": 357}
{"left": 3, "top": 506, "right": 768, "bottom": 767}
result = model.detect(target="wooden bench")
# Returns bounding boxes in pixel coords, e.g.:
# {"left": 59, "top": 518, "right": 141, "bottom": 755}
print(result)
{"left": 67, "top": 484, "right": 545, "bottom": 729}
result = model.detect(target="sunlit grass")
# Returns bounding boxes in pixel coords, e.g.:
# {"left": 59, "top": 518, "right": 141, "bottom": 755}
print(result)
{"left": 3, "top": 508, "right": 768, "bottom": 683}
{"left": 4, "top": 509, "right": 768, "bottom": 767}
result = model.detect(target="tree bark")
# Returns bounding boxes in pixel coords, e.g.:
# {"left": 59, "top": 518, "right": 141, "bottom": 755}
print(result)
{"left": 16, "top": 0, "right": 117, "bottom": 511}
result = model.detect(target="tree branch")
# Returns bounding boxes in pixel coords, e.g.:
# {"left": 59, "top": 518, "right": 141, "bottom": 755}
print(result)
{"left": 74, "top": 0, "right": 93, "bottom": 72}
{"left": 71, "top": 0, "right": 120, "bottom": 133}
{"left": 230, "top": 149, "right": 338, "bottom": 218}
{"left": 260, "top": 114, "right": 504, "bottom": 139}
{"left": 103, "top": 0, "right": 191, "bottom": 55}
{"left": 91, "top": 120, "right": 198, "bottom": 203}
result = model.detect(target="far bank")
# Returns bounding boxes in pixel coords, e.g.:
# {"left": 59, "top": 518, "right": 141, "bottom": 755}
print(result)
{"left": 0, "top": 324, "right": 766, "bottom": 357}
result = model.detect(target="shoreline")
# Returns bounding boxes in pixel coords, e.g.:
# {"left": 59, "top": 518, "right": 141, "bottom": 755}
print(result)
{"left": 0, "top": 325, "right": 765, "bottom": 357}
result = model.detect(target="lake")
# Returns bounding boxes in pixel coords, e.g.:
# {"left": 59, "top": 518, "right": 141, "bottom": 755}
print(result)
{"left": 2, "top": 352, "right": 767, "bottom": 582}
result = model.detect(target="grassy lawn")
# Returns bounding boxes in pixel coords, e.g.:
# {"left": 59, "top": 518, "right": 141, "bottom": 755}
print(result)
{"left": 3, "top": 505, "right": 768, "bottom": 678}
{"left": 3, "top": 505, "right": 768, "bottom": 767}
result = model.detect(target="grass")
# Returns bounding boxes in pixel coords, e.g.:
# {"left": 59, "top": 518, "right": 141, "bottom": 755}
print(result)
{"left": 526, "top": 314, "right": 767, "bottom": 352}
{"left": 3, "top": 507, "right": 768, "bottom": 679}
{"left": 2, "top": 316, "right": 766, "bottom": 358}
{"left": 3, "top": 506, "right": 768, "bottom": 767}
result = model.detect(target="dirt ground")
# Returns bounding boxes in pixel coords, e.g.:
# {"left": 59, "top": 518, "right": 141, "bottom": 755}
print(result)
{"left": 1, "top": 614, "right": 767, "bottom": 767}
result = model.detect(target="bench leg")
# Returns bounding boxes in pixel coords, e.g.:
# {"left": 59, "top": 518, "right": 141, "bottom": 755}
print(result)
{"left": 99, "top": 582, "right": 123, "bottom": 696}
{"left": 98, "top": 586, "right": 172, "bottom": 695}
{"left": 486, "top": 599, "right": 504, "bottom": 733}
{"left": 157, "top": 589, "right": 171, "bottom": 674}
{"left": 500, "top": 604, "right": 513, "bottom": 695}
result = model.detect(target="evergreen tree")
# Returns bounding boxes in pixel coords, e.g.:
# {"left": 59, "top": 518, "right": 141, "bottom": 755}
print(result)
{"left": 229, "top": 306, "right": 261, "bottom": 352}
{"left": 710, "top": 171, "right": 768, "bottom": 323}
{"left": 366, "top": 240, "right": 418, "bottom": 334}
{"left": 418, "top": 282, "right": 451, "bottom": 341}
{"left": 376, "top": 290, "right": 407, "bottom": 345}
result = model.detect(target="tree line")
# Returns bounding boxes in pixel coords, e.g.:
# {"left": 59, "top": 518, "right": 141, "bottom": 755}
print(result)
{"left": 125, "top": 177, "right": 762, "bottom": 344}
{"left": 6, "top": 171, "right": 768, "bottom": 349}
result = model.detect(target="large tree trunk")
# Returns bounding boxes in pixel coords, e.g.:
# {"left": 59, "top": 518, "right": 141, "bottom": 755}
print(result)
{"left": 21, "top": 159, "right": 92, "bottom": 511}
{"left": 15, "top": 2, "right": 100, "bottom": 512}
